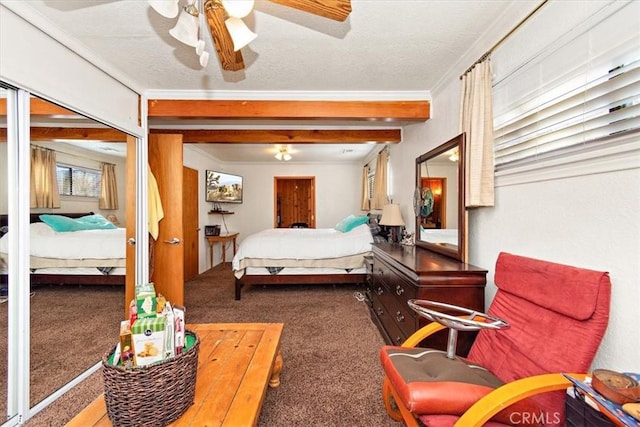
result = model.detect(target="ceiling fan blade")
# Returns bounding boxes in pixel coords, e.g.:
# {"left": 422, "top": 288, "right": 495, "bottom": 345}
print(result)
{"left": 268, "top": 0, "right": 351, "bottom": 22}
{"left": 204, "top": 0, "right": 245, "bottom": 72}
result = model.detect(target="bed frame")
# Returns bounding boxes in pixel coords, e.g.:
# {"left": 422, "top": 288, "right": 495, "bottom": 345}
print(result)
{"left": 0, "top": 212, "right": 125, "bottom": 286}
{"left": 235, "top": 273, "right": 367, "bottom": 300}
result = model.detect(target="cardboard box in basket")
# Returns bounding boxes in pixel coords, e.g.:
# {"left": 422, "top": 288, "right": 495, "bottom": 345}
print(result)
{"left": 131, "top": 317, "right": 165, "bottom": 366}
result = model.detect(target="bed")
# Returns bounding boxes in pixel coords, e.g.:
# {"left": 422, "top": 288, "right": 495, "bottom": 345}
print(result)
{"left": 0, "top": 212, "right": 125, "bottom": 286}
{"left": 232, "top": 222, "right": 374, "bottom": 300}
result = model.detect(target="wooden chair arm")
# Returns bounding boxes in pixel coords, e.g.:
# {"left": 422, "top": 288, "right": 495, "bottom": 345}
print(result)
{"left": 454, "top": 372, "right": 587, "bottom": 427}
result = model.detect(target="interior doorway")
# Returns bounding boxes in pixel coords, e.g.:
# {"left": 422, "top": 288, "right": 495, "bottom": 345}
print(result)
{"left": 420, "top": 177, "right": 447, "bottom": 229}
{"left": 274, "top": 176, "right": 316, "bottom": 228}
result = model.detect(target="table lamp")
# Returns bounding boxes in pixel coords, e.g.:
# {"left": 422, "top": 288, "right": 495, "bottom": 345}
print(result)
{"left": 380, "top": 203, "right": 405, "bottom": 243}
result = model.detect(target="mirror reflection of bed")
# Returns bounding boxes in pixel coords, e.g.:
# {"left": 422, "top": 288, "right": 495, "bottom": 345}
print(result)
{"left": 0, "top": 94, "right": 129, "bottom": 413}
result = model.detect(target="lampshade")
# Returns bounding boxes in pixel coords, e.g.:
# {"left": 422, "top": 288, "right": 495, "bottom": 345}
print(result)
{"left": 199, "top": 50, "right": 210, "bottom": 67}
{"left": 195, "top": 39, "right": 206, "bottom": 55}
{"left": 224, "top": 17, "right": 257, "bottom": 51}
{"left": 380, "top": 204, "right": 405, "bottom": 226}
{"left": 169, "top": 3, "right": 200, "bottom": 47}
{"left": 221, "top": 0, "right": 255, "bottom": 18}
{"left": 148, "top": 0, "right": 179, "bottom": 18}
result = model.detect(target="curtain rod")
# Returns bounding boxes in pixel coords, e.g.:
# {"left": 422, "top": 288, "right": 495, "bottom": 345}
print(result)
{"left": 459, "top": 0, "right": 549, "bottom": 79}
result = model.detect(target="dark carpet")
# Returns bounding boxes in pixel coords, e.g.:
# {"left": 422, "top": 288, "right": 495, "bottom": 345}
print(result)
{"left": 18, "top": 265, "right": 398, "bottom": 426}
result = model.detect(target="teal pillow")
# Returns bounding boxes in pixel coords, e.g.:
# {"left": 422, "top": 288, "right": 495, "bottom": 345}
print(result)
{"left": 76, "top": 214, "right": 117, "bottom": 230}
{"left": 40, "top": 214, "right": 116, "bottom": 232}
{"left": 335, "top": 214, "right": 369, "bottom": 233}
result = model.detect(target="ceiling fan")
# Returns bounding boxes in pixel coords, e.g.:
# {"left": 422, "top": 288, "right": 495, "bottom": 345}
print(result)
{"left": 149, "top": 0, "right": 352, "bottom": 71}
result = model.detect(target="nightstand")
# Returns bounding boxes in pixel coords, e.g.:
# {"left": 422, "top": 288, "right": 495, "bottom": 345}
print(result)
{"left": 206, "top": 232, "right": 239, "bottom": 268}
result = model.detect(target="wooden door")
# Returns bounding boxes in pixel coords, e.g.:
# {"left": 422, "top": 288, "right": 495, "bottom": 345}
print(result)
{"left": 274, "top": 177, "right": 315, "bottom": 228}
{"left": 124, "top": 135, "right": 136, "bottom": 318}
{"left": 182, "top": 166, "right": 199, "bottom": 281}
{"left": 420, "top": 177, "right": 447, "bottom": 229}
{"left": 148, "top": 134, "right": 184, "bottom": 306}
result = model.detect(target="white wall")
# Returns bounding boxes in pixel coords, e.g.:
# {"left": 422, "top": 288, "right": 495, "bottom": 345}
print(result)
{"left": 390, "top": 1, "right": 640, "bottom": 372}
{"left": 184, "top": 145, "right": 363, "bottom": 273}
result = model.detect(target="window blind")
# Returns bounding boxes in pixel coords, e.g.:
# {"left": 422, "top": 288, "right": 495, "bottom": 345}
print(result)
{"left": 493, "top": 2, "right": 639, "bottom": 171}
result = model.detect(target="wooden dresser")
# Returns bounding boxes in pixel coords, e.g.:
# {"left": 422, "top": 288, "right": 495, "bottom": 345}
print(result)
{"left": 366, "top": 243, "right": 487, "bottom": 356}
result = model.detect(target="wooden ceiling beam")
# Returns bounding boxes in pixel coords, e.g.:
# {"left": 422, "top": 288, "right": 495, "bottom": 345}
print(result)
{"left": 0, "top": 127, "right": 128, "bottom": 142}
{"left": 0, "top": 128, "right": 400, "bottom": 144}
{"left": 0, "top": 98, "right": 80, "bottom": 116}
{"left": 2, "top": 99, "right": 431, "bottom": 122}
{"left": 150, "top": 129, "right": 401, "bottom": 144}
{"left": 148, "top": 100, "right": 430, "bottom": 121}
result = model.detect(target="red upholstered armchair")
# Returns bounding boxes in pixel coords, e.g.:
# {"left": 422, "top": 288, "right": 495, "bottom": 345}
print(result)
{"left": 380, "top": 252, "right": 611, "bottom": 426}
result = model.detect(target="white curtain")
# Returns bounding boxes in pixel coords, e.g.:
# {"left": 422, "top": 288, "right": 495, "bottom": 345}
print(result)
{"left": 30, "top": 146, "right": 60, "bottom": 209}
{"left": 99, "top": 163, "right": 119, "bottom": 209}
{"left": 372, "top": 148, "right": 389, "bottom": 210}
{"left": 361, "top": 165, "right": 370, "bottom": 211}
{"left": 460, "top": 59, "right": 495, "bottom": 207}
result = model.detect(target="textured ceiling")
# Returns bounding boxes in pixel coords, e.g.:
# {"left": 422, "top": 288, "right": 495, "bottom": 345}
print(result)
{"left": 12, "top": 0, "right": 537, "bottom": 162}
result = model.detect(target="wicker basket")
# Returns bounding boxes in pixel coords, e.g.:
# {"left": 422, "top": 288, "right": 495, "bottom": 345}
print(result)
{"left": 102, "top": 330, "right": 200, "bottom": 427}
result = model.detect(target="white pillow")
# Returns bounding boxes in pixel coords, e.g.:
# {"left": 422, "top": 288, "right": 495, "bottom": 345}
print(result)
{"left": 30, "top": 221, "right": 56, "bottom": 236}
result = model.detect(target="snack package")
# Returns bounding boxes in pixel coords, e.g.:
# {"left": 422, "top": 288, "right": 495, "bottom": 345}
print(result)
{"left": 173, "top": 304, "right": 185, "bottom": 355}
{"left": 119, "top": 319, "right": 136, "bottom": 368}
{"left": 135, "top": 282, "right": 157, "bottom": 319}
{"left": 131, "top": 317, "right": 165, "bottom": 366}
{"left": 128, "top": 299, "right": 137, "bottom": 325}
{"left": 156, "top": 293, "right": 167, "bottom": 314}
{"left": 163, "top": 302, "right": 175, "bottom": 359}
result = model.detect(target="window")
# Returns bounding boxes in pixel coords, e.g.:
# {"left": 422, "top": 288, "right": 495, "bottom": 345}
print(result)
{"left": 56, "top": 163, "right": 102, "bottom": 197}
{"left": 492, "top": 2, "right": 639, "bottom": 172}
{"left": 367, "top": 170, "right": 375, "bottom": 199}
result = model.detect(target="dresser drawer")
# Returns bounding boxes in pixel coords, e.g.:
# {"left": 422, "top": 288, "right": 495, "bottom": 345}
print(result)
{"left": 373, "top": 258, "right": 417, "bottom": 300}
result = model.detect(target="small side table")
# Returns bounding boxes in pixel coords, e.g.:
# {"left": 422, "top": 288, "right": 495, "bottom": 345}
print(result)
{"left": 206, "top": 232, "right": 239, "bottom": 269}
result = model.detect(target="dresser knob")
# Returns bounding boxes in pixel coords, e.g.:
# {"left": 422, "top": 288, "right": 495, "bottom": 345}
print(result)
{"left": 376, "top": 307, "right": 384, "bottom": 316}
{"left": 395, "top": 336, "right": 402, "bottom": 344}
{"left": 376, "top": 287, "right": 383, "bottom": 295}
{"left": 395, "top": 285, "right": 404, "bottom": 296}
{"left": 395, "top": 311, "right": 405, "bottom": 323}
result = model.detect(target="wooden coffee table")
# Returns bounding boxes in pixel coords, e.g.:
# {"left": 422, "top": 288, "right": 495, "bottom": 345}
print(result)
{"left": 66, "top": 323, "right": 284, "bottom": 427}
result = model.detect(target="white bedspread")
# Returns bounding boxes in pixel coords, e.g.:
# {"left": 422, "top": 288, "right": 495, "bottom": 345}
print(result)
{"left": 420, "top": 228, "right": 458, "bottom": 246}
{"left": 232, "top": 224, "right": 373, "bottom": 271}
{"left": 0, "top": 222, "right": 125, "bottom": 260}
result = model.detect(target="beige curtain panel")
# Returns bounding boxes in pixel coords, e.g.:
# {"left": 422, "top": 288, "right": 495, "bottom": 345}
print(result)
{"left": 460, "top": 59, "right": 495, "bottom": 207}
{"left": 361, "top": 165, "right": 370, "bottom": 211}
{"left": 372, "top": 148, "right": 389, "bottom": 210}
{"left": 99, "top": 163, "right": 119, "bottom": 210}
{"left": 30, "top": 146, "right": 60, "bottom": 209}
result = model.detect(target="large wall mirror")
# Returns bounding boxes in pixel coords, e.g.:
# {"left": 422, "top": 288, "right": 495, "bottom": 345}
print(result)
{"left": 0, "top": 89, "right": 131, "bottom": 419}
{"left": 414, "top": 133, "right": 467, "bottom": 262}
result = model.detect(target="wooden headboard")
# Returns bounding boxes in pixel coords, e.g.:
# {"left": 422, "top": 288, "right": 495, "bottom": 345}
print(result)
{"left": 0, "top": 212, "right": 95, "bottom": 229}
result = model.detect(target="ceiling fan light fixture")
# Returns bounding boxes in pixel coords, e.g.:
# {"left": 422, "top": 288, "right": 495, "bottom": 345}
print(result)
{"left": 224, "top": 17, "right": 257, "bottom": 51}
{"left": 221, "top": 0, "right": 255, "bottom": 18}
{"left": 148, "top": 0, "right": 179, "bottom": 18}
{"left": 169, "top": 2, "right": 200, "bottom": 47}
{"left": 275, "top": 147, "right": 292, "bottom": 161}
